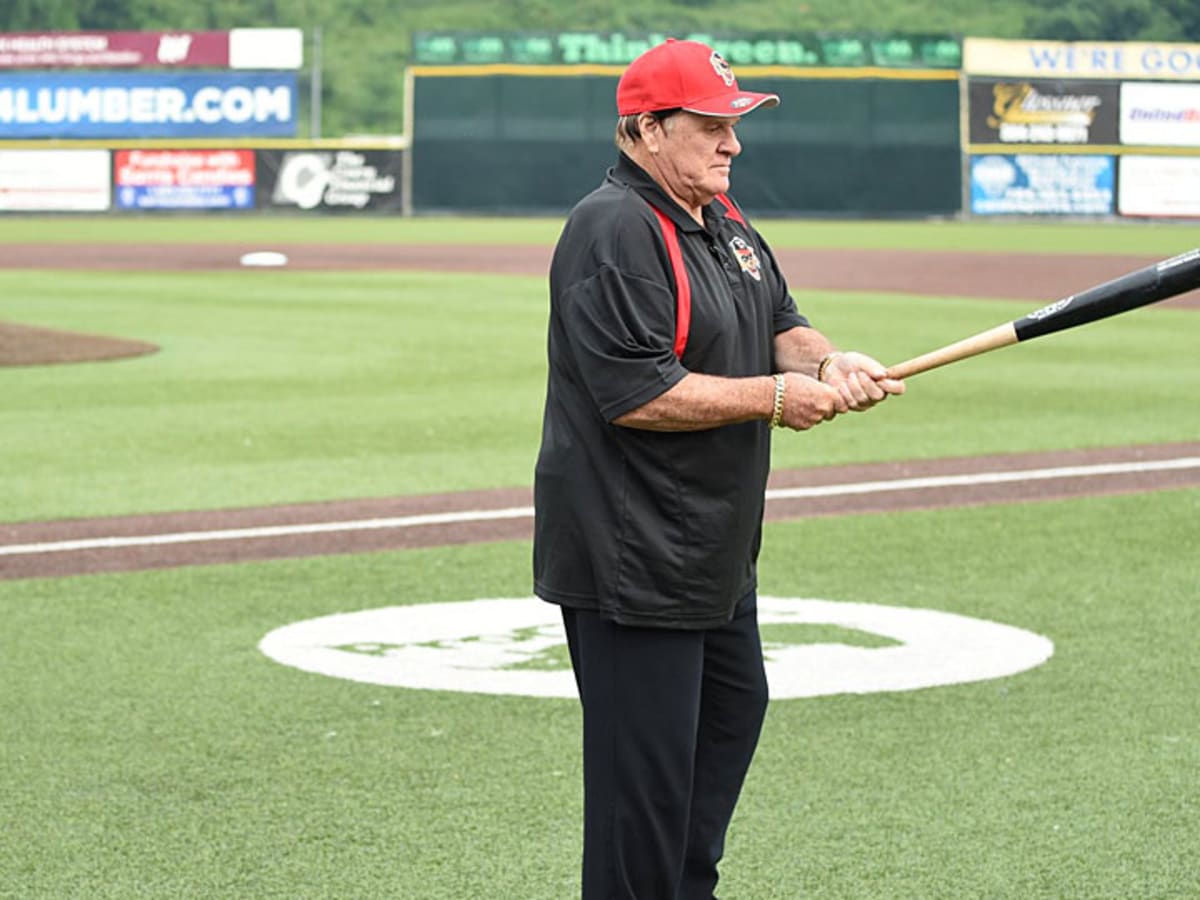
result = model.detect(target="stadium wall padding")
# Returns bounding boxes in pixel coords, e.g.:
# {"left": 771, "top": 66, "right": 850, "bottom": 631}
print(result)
{"left": 410, "top": 73, "right": 961, "bottom": 216}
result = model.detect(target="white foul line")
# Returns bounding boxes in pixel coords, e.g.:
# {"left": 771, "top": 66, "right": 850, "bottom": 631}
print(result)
{"left": 2, "top": 456, "right": 1198, "bottom": 558}
{"left": 0, "top": 508, "right": 535, "bottom": 557}
{"left": 763, "top": 456, "right": 1200, "bottom": 500}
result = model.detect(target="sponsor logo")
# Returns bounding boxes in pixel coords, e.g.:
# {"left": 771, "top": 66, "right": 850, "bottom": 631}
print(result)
{"left": 1159, "top": 248, "right": 1200, "bottom": 271}
{"left": 1026, "top": 297, "right": 1073, "bottom": 320}
{"left": 157, "top": 34, "right": 193, "bottom": 65}
{"left": 1127, "top": 106, "right": 1200, "bottom": 122}
{"left": 259, "top": 596, "right": 1054, "bottom": 699}
{"left": 987, "top": 82, "right": 1103, "bottom": 144}
{"left": 710, "top": 51, "right": 736, "bottom": 87}
{"left": 730, "top": 97, "right": 754, "bottom": 109}
{"left": 972, "top": 155, "right": 1018, "bottom": 197}
{"left": 272, "top": 152, "right": 331, "bottom": 210}
{"left": 271, "top": 150, "right": 397, "bottom": 210}
{"left": 729, "top": 235, "right": 762, "bottom": 281}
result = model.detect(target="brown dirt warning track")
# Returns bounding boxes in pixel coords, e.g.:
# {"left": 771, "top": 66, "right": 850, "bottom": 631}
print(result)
{"left": 1, "top": 242, "right": 1198, "bottom": 581}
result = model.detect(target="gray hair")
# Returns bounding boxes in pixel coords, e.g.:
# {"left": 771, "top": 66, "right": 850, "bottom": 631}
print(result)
{"left": 614, "top": 108, "right": 680, "bottom": 150}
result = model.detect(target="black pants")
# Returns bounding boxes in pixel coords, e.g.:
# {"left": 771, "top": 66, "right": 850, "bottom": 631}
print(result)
{"left": 561, "top": 591, "right": 769, "bottom": 900}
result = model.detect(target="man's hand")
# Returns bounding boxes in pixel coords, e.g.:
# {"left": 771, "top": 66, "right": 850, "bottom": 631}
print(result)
{"left": 818, "top": 351, "right": 906, "bottom": 412}
{"left": 778, "top": 372, "right": 847, "bottom": 430}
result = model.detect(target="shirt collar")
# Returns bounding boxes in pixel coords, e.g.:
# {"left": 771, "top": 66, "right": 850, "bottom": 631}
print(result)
{"left": 610, "top": 152, "right": 729, "bottom": 235}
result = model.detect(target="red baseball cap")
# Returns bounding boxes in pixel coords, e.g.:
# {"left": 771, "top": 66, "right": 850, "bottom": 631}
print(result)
{"left": 617, "top": 39, "right": 780, "bottom": 117}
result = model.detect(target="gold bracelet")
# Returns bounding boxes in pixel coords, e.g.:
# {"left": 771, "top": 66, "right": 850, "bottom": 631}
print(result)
{"left": 817, "top": 352, "right": 842, "bottom": 383}
{"left": 769, "top": 373, "right": 786, "bottom": 429}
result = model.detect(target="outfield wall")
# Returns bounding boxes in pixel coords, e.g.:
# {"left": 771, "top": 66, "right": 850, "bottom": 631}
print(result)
{"left": 6, "top": 30, "right": 1200, "bottom": 219}
{"left": 409, "top": 67, "right": 962, "bottom": 217}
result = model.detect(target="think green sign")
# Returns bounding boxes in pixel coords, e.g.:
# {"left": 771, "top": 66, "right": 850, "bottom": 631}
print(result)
{"left": 412, "top": 31, "right": 962, "bottom": 69}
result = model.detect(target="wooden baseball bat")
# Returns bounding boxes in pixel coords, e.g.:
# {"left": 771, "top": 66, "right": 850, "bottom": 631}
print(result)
{"left": 886, "top": 248, "right": 1200, "bottom": 380}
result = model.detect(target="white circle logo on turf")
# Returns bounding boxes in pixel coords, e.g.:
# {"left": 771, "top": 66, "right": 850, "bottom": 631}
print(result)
{"left": 258, "top": 597, "right": 1053, "bottom": 699}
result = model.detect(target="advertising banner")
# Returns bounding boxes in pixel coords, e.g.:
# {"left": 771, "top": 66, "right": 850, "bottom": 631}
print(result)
{"left": 968, "top": 78, "right": 1119, "bottom": 145}
{"left": 0, "top": 72, "right": 297, "bottom": 138}
{"left": 970, "top": 153, "right": 1114, "bottom": 215}
{"left": 1120, "top": 82, "right": 1200, "bottom": 147}
{"left": 228, "top": 29, "right": 303, "bottom": 70}
{"left": 965, "top": 37, "right": 1200, "bottom": 81}
{"left": 0, "top": 31, "right": 229, "bottom": 69}
{"left": 256, "top": 149, "right": 403, "bottom": 212}
{"left": 1118, "top": 155, "right": 1200, "bottom": 217}
{"left": 0, "top": 29, "right": 302, "bottom": 70}
{"left": 0, "top": 149, "right": 110, "bottom": 211}
{"left": 114, "top": 149, "right": 256, "bottom": 210}
{"left": 413, "top": 30, "right": 961, "bottom": 68}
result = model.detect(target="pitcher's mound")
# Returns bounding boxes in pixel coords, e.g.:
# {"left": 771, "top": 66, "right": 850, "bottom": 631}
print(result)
{"left": 0, "top": 322, "right": 159, "bottom": 367}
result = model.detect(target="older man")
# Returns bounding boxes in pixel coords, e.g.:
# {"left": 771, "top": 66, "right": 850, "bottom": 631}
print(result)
{"left": 534, "top": 39, "right": 904, "bottom": 899}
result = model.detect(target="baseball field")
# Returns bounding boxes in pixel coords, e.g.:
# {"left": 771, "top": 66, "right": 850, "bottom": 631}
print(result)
{"left": 1, "top": 214, "right": 1198, "bottom": 898}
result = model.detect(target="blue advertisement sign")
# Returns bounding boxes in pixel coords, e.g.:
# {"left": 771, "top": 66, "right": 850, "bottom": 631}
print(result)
{"left": 116, "top": 184, "right": 256, "bottom": 210}
{"left": 970, "top": 154, "right": 1114, "bottom": 215}
{"left": 0, "top": 72, "right": 296, "bottom": 138}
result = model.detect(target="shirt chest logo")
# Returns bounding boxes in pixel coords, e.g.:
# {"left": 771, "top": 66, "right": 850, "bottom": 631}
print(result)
{"left": 728, "top": 235, "right": 762, "bottom": 282}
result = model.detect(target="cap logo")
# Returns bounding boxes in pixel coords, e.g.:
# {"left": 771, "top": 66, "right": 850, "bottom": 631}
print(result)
{"left": 730, "top": 97, "right": 753, "bottom": 109}
{"left": 709, "top": 51, "right": 735, "bottom": 87}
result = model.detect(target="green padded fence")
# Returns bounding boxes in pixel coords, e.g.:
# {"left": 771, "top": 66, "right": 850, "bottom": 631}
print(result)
{"left": 411, "top": 70, "right": 961, "bottom": 217}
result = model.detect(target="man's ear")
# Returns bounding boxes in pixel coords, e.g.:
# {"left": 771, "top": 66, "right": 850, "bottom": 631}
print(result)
{"left": 640, "top": 113, "right": 664, "bottom": 155}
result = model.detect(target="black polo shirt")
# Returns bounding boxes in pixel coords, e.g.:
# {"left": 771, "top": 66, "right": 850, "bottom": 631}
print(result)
{"left": 533, "top": 152, "right": 808, "bottom": 629}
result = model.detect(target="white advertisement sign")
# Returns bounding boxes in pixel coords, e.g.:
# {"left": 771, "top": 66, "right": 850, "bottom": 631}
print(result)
{"left": 1121, "top": 82, "right": 1200, "bottom": 147}
{"left": 1119, "top": 155, "right": 1200, "bottom": 217}
{"left": 228, "top": 28, "right": 303, "bottom": 69}
{"left": 0, "top": 149, "right": 110, "bottom": 211}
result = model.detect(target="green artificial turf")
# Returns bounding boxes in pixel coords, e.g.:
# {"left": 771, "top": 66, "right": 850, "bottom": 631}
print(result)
{"left": 2, "top": 267, "right": 1198, "bottom": 522}
{"left": 1, "top": 269, "right": 547, "bottom": 520}
{"left": 0, "top": 215, "right": 566, "bottom": 246}
{"left": 743, "top": 490, "right": 1200, "bottom": 898}
{"left": 2, "top": 490, "right": 1197, "bottom": 898}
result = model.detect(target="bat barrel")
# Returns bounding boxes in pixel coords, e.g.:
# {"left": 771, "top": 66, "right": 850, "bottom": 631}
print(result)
{"left": 1014, "top": 248, "right": 1200, "bottom": 342}
{"left": 886, "top": 248, "right": 1200, "bottom": 381}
